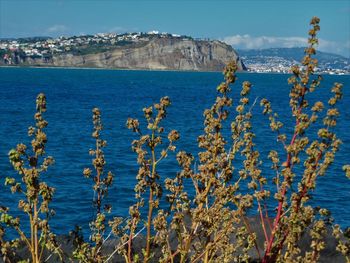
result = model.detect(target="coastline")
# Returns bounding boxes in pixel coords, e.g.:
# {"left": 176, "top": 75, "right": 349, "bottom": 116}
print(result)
{"left": 0, "top": 65, "right": 349, "bottom": 75}
{"left": 0, "top": 64, "right": 225, "bottom": 74}
{"left": 0, "top": 64, "right": 239, "bottom": 74}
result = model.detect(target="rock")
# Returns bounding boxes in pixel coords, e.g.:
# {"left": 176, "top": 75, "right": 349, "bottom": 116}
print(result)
{"left": 2, "top": 38, "right": 246, "bottom": 72}
{"left": 1, "top": 218, "right": 346, "bottom": 262}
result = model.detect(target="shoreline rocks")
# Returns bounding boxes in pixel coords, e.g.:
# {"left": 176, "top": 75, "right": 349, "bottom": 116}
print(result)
{"left": 1, "top": 217, "right": 346, "bottom": 262}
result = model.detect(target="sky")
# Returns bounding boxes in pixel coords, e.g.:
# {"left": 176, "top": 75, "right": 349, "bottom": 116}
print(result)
{"left": 0, "top": 0, "right": 349, "bottom": 57}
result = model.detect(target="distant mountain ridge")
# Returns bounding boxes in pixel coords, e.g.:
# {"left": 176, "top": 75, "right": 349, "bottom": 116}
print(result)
{"left": 237, "top": 47, "right": 349, "bottom": 73}
{"left": 0, "top": 36, "right": 52, "bottom": 42}
{"left": 238, "top": 47, "right": 348, "bottom": 61}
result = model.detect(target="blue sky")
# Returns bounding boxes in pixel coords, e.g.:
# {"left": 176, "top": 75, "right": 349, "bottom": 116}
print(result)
{"left": 1, "top": 0, "right": 349, "bottom": 57}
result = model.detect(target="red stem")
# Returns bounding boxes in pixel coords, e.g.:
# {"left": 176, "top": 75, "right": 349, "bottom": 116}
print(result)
{"left": 263, "top": 88, "right": 307, "bottom": 262}
{"left": 268, "top": 150, "right": 324, "bottom": 262}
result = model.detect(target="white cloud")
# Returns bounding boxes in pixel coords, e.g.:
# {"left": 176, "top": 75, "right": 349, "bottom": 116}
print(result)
{"left": 47, "top": 25, "right": 68, "bottom": 33}
{"left": 317, "top": 38, "right": 349, "bottom": 57}
{"left": 108, "top": 26, "right": 139, "bottom": 34}
{"left": 222, "top": 35, "right": 307, "bottom": 49}
{"left": 222, "top": 35, "right": 349, "bottom": 57}
{"left": 109, "top": 26, "right": 127, "bottom": 33}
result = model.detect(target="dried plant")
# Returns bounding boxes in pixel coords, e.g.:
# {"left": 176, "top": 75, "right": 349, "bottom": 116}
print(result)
{"left": 120, "top": 97, "right": 179, "bottom": 262}
{"left": 0, "top": 93, "right": 61, "bottom": 263}
{"left": 120, "top": 16, "right": 349, "bottom": 263}
{"left": 73, "top": 108, "right": 114, "bottom": 262}
{"left": 333, "top": 165, "right": 350, "bottom": 261}
{"left": 151, "top": 62, "right": 258, "bottom": 263}
{"left": 259, "top": 17, "right": 344, "bottom": 262}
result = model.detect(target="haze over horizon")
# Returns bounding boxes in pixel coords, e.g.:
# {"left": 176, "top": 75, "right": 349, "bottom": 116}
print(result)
{"left": 1, "top": 0, "right": 349, "bottom": 57}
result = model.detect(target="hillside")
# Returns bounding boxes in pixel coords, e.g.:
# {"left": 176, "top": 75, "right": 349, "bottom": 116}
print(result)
{"left": 237, "top": 47, "right": 349, "bottom": 73}
{"left": 0, "top": 33, "right": 245, "bottom": 72}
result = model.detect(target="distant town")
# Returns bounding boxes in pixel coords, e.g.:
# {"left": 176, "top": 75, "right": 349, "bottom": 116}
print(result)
{"left": 242, "top": 56, "right": 349, "bottom": 75}
{"left": 237, "top": 47, "right": 350, "bottom": 75}
{"left": 1, "top": 31, "right": 349, "bottom": 75}
{"left": 0, "top": 31, "right": 189, "bottom": 63}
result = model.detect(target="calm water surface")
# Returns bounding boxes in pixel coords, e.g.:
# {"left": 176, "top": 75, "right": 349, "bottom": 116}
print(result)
{"left": 0, "top": 67, "right": 349, "bottom": 236}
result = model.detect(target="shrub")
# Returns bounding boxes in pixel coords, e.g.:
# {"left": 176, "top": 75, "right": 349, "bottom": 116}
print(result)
{"left": 1, "top": 94, "right": 61, "bottom": 263}
{"left": 109, "top": 16, "right": 349, "bottom": 263}
{"left": 72, "top": 108, "right": 115, "bottom": 262}
{"left": 114, "top": 16, "right": 349, "bottom": 263}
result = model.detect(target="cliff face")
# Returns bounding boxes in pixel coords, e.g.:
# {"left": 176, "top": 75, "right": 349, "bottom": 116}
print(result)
{"left": 3, "top": 38, "right": 246, "bottom": 71}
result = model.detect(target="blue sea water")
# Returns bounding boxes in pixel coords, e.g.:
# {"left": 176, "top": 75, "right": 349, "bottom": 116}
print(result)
{"left": 0, "top": 67, "right": 349, "bottom": 237}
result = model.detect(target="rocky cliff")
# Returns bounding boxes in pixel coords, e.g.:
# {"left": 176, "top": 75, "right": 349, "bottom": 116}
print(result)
{"left": 3, "top": 38, "right": 245, "bottom": 71}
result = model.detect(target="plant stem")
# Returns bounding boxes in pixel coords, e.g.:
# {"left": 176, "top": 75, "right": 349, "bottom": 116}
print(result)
{"left": 30, "top": 210, "right": 35, "bottom": 263}
{"left": 34, "top": 201, "right": 39, "bottom": 263}
{"left": 145, "top": 187, "right": 154, "bottom": 262}
{"left": 263, "top": 84, "right": 308, "bottom": 262}
{"left": 14, "top": 225, "right": 32, "bottom": 253}
{"left": 96, "top": 138, "right": 101, "bottom": 214}
{"left": 257, "top": 200, "right": 269, "bottom": 244}
{"left": 204, "top": 250, "right": 209, "bottom": 263}
{"left": 145, "top": 131, "right": 156, "bottom": 262}
{"left": 127, "top": 231, "right": 133, "bottom": 263}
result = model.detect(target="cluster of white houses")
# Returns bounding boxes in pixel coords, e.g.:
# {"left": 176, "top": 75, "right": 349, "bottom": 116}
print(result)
{"left": 243, "top": 56, "right": 349, "bottom": 75}
{"left": 0, "top": 31, "right": 185, "bottom": 62}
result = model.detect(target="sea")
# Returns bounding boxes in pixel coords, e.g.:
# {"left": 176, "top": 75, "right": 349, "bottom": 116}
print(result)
{"left": 0, "top": 67, "right": 349, "bottom": 237}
